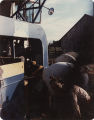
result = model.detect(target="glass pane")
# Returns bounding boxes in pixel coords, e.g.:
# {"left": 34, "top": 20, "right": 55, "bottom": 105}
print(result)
{"left": 26, "top": 1, "right": 41, "bottom": 23}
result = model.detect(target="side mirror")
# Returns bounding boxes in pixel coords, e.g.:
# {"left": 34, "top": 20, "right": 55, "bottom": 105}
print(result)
{"left": 48, "top": 8, "right": 54, "bottom": 15}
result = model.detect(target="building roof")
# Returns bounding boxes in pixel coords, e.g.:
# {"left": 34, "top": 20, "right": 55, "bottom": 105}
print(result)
{"left": 60, "top": 14, "right": 94, "bottom": 65}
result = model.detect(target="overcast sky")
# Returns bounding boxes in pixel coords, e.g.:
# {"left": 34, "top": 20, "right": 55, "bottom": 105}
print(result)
{"left": 41, "top": 0, "right": 93, "bottom": 43}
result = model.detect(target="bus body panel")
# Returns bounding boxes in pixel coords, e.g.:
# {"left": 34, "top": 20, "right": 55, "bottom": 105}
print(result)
{"left": 0, "top": 15, "right": 48, "bottom": 67}
{"left": 0, "top": 16, "right": 48, "bottom": 115}
{"left": 0, "top": 62, "right": 24, "bottom": 105}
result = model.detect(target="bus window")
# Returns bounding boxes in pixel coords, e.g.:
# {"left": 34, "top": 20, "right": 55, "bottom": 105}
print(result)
{"left": 29, "top": 38, "right": 43, "bottom": 65}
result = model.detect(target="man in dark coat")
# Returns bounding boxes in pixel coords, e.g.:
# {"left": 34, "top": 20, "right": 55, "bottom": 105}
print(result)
{"left": 42, "top": 52, "right": 91, "bottom": 119}
{"left": 43, "top": 52, "right": 78, "bottom": 94}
